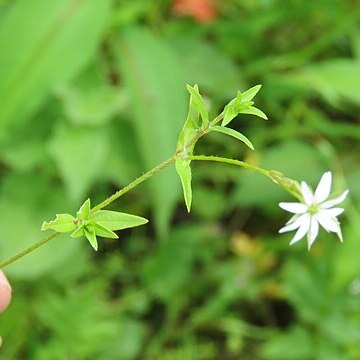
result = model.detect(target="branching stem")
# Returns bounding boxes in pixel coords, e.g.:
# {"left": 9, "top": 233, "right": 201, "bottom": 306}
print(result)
{"left": 0, "top": 111, "right": 289, "bottom": 269}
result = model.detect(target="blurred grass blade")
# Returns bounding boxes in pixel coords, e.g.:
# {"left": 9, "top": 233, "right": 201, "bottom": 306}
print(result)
{"left": 0, "top": 0, "right": 111, "bottom": 137}
{"left": 117, "top": 27, "right": 187, "bottom": 237}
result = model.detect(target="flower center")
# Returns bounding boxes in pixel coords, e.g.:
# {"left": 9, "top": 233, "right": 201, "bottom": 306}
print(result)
{"left": 308, "top": 204, "right": 318, "bottom": 215}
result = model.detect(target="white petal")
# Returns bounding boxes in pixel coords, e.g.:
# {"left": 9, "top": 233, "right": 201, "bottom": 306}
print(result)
{"left": 307, "top": 217, "right": 319, "bottom": 250}
{"left": 279, "top": 202, "right": 308, "bottom": 214}
{"left": 314, "top": 171, "right": 332, "bottom": 203}
{"left": 320, "top": 190, "right": 349, "bottom": 209}
{"left": 279, "top": 214, "right": 307, "bottom": 233}
{"left": 319, "top": 208, "right": 344, "bottom": 218}
{"left": 315, "top": 213, "right": 341, "bottom": 233}
{"left": 301, "top": 181, "right": 314, "bottom": 206}
{"left": 290, "top": 214, "right": 310, "bottom": 245}
{"left": 336, "top": 228, "right": 343, "bottom": 242}
{"left": 285, "top": 214, "right": 299, "bottom": 225}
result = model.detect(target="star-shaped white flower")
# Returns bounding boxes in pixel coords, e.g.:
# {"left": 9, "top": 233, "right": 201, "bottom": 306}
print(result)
{"left": 279, "top": 171, "right": 349, "bottom": 250}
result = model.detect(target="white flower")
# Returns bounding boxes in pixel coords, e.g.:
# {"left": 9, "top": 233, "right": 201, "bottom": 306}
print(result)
{"left": 279, "top": 171, "right": 349, "bottom": 250}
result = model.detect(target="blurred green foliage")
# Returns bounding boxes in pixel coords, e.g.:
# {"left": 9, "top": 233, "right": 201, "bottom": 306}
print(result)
{"left": 1, "top": 0, "right": 360, "bottom": 359}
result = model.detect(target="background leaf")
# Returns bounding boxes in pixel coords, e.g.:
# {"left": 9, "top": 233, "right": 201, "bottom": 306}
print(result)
{"left": 0, "top": 0, "right": 111, "bottom": 137}
{"left": 116, "top": 27, "right": 188, "bottom": 237}
{"left": 48, "top": 122, "right": 109, "bottom": 201}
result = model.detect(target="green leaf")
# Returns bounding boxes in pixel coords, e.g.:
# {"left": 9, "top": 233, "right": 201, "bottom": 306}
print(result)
{"left": 166, "top": 36, "right": 240, "bottom": 97}
{"left": 279, "top": 59, "right": 360, "bottom": 106}
{"left": 240, "top": 85, "right": 262, "bottom": 102}
{"left": 90, "top": 210, "right": 148, "bottom": 231}
{"left": 70, "top": 224, "right": 86, "bottom": 239}
{"left": 76, "top": 198, "right": 91, "bottom": 220}
{"left": 0, "top": 173, "right": 79, "bottom": 279}
{"left": 186, "top": 84, "right": 209, "bottom": 127}
{"left": 222, "top": 85, "right": 266, "bottom": 126}
{"left": 221, "top": 92, "right": 253, "bottom": 127}
{"left": 175, "top": 158, "right": 192, "bottom": 212}
{"left": 84, "top": 226, "right": 98, "bottom": 251}
{"left": 175, "top": 84, "right": 209, "bottom": 212}
{"left": 92, "top": 223, "right": 118, "bottom": 239}
{"left": 240, "top": 106, "right": 268, "bottom": 120}
{"left": 222, "top": 102, "right": 239, "bottom": 127}
{"left": 59, "top": 77, "right": 126, "bottom": 126}
{"left": 41, "top": 213, "right": 77, "bottom": 233}
{"left": 175, "top": 85, "right": 204, "bottom": 156}
{"left": 210, "top": 126, "right": 254, "bottom": 150}
{"left": 117, "top": 27, "right": 187, "bottom": 237}
{"left": 0, "top": 0, "right": 111, "bottom": 137}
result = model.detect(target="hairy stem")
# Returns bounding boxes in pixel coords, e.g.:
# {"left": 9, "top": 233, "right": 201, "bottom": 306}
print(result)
{"left": 0, "top": 156, "right": 176, "bottom": 269}
{"left": 0, "top": 232, "right": 58, "bottom": 269}
{"left": 189, "top": 155, "right": 302, "bottom": 201}
{"left": 188, "top": 155, "right": 272, "bottom": 177}
{"left": 0, "top": 112, "right": 285, "bottom": 269}
{"left": 91, "top": 156, "right": 175, "bottom": 213}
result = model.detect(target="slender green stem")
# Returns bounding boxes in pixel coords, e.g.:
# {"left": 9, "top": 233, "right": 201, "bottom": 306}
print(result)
{"left": 188, "top": 155, "right": 272, "bottom": 178}
{"left": 189, "top": 155, "right": 302, "bottom": 201}
{"left": 0, "top": 232, "right": 58, "bottom": 269}
{"left": 0, "top": 109, "right": 298, "bottom": 269}
{"left": 91, "top": 156, "right": 175, "bottom": 213}
{"left": 0, "top": 156, "right": 176, "bottom": 269}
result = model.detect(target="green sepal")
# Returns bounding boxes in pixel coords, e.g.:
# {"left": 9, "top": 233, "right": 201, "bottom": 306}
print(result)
{"left": 175, "top": 158, "right": 192, "bottom": 212}
{"left": 210, "top": 126, "right": 254, "bottom": 150}
{"left": 186, "top": 84, "right": 209, "bottom": 127}
{"left": 92, "top": 222, "right": 119, "bottom": 239}
{"left": 84, "top": 226, "right": 98, "bottom": 251}
{"left": 240, "top": 85, "right": 262, "bottom": 102}
{"left": 89, "top": 210, "right": 148, "bottom": 231}
{"left": 41, "top": 214, "right": 77, "bottom": 233}
{"left": 76, "top": 198, "right": 91, "bottom": 220}
{"left": 70, "top": 224, "right": 86, "bottom": 238}
{"left": 240, "top": 106, "right": 268, "bottom": 120}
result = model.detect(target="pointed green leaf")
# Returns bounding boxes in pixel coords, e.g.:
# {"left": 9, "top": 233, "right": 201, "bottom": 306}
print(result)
{"left": 211, "top": 126, "right": 254, "bottom": 150}
{"left": 70, "top": 224, "right": 86, "bottom": 238}
{"left": 222, "top": 101, "right": 238, "bottom": 127}
{"left": 240, "top": 106, "right": 268, "bottom": 120}
{"left": 41, "top": 214, "right": 77, "bottom": 233}
{"left": 90, "top": 210, "right": 148, "bottom": 231}
{"left": 77, "top": 198, "right": 91, "bottom": 220}
{"left": 222, "top": 85, "right": 264, "bottom": 126}
{"left": 92, "top": 223, "right": 118, "bottom": 239}
{"left": 241, "top": 85, "right": 262, "bottom": 102}
{"left": 84, "top": 226, "right": 98, "bottom": 251}
{"left": 221, "top": 91, "right": 251, "bottom": 127}
{"left": 186, "top": 84, "right": 209, "bottom": 127}
{"left": 175, "top": 158, "right": 192, "bottom": 212}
